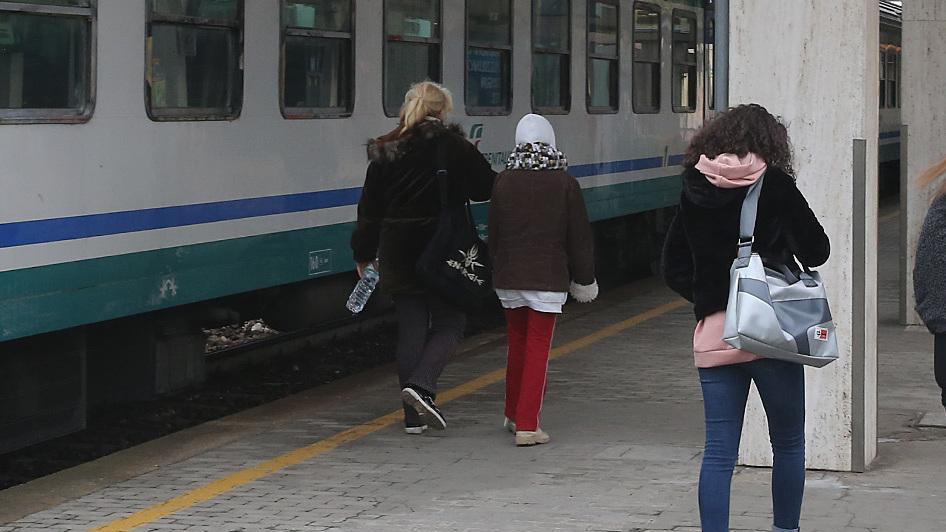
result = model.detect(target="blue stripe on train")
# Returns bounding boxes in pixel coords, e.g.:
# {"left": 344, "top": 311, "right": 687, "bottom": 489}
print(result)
{"left": 1, "top": 155, "right": 685, "bottom": 249}
{"left": 570, "top": 156, "right": 665, "bottom": 178}
{"left": 0, "top": 188, "right": 363, "bottom": 249}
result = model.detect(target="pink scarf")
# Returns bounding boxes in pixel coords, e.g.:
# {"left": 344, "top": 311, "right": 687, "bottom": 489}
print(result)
{"left": 695, "top": 153, "right": 767, "bottom": 189}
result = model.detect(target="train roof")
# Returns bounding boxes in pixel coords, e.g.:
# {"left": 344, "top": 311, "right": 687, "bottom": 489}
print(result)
{"left": 880, "top": 0, "right": 902, "bottom": 25}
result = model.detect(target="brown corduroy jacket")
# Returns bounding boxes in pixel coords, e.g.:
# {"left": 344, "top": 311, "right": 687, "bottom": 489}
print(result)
{"left": 488, "top": 169, "right": 596, "bottom": 292}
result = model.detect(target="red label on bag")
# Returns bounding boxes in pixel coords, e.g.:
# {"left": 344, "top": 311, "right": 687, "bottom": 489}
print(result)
{"left": 814, "top": 327, "right": 830, "bottom": 341}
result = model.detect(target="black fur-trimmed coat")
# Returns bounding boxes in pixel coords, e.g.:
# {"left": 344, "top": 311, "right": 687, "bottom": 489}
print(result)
{"left": 350, "top": 120, "right": 496, "bottom": 295}
{"left": 662, "top": 166, "right": 830, "bottom": 321}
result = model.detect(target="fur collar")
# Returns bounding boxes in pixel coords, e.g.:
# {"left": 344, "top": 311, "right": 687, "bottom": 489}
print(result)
{"left": 367, "top": 120, "right": 466, "bottom": 163}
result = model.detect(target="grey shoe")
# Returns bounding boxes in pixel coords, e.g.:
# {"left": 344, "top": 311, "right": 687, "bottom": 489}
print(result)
{"left": 515, "top": 428, "right": 550, "bottom": 446}
{"left": 503, "top": 417, "right": 516, "bottom": 434}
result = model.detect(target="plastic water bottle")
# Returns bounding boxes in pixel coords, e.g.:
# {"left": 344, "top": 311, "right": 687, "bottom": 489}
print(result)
{"left": 346, "top": 265, "right": 379, "bottom": 314}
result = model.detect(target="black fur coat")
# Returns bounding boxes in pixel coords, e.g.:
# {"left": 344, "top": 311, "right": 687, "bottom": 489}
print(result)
{"left": 350, "top": 120, "right": 496, "bottom": 295}
{"left": 662, "top": 166, "right": 830, "bottom": 321}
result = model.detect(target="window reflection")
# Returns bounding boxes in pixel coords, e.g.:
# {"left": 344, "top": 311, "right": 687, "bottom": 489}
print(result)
{"left": 588, "top": 0, "right": 618, "bottom": 112}
{"left": 633, "top": 2, "right": 660, "bottom": 113}
{"left": 282, "top": 0, "right": 354, "bottom": 117}
{"left": 146, "top": 0, "right": 244, "bottom": 120}
{"left": 384, "top": 0, "right": 441, "bottom": 116}
{"left": 672, "top": 10, "right": 697, "bottom": 112}
{"left": 466, "top": 0, "right": 511, "bottom": 114}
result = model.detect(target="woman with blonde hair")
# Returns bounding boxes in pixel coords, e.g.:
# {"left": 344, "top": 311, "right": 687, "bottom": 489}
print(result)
{"left": 914, "top": 156, "right": 946, "bottom": 414}
{"left": 351, "top": 81, "right": 495, "bottom": 434}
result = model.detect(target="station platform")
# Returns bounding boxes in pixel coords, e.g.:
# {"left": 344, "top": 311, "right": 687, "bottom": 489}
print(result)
{"left": 0, "top": 215, "right": 943, "bottom": 532}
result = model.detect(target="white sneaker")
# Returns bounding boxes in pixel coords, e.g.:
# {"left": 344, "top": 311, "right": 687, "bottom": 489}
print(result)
{"left": 515, "top": 428, "right": 550, "bottom": 446}
{"left": 404, "top": 425, "right": 427, "bottom": 435}
{"left": 503, "top": 417, "right": 516, "bottom": 434}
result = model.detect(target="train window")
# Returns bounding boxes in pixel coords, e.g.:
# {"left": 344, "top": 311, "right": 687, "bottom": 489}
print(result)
{"left": 886, "top": 50, "right": 898, "bottom": 109}
{"left": 672, "top": 10, "right": 697, "bottom": 113}
{"left": 384, "top": 0, "right": 441, "bottom": 117}
{"left": 704, "top": 12, "right": 714, "bottom": 111}
{"left": 896, "top": 51, "right": 901, "bottom": 109}
{"left": 587, "top": 0, "right": 618, "bottom": 113}
{"left": 879, "top": 50, "right": 886, "bottom": 108}
{"left": 145, "top": 0, "right": 244, "bottom": 121}
{"left": 466, "top": 0, "right": 512, "bottom": 115}
{"left": 0, "top": 0, "right": 95, "bottom": 124}
{"left": 632, "top": 2, "right": 660, "bottom": 114}
{"left": 532, "top": 0, "right": 570, "bottom": 114}
{"left": 281, "top": 1, "right": 354, "bottom": 119}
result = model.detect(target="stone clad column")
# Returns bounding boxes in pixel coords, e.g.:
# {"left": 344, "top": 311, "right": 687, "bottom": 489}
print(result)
{"left": 901, "top": 2, "right": 946, "bottom": 326}
{"left": 727, "top": 1, "right": 879, "bottom": 471}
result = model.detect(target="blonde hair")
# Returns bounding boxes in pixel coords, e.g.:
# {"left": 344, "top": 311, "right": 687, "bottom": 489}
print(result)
{"left": 917, "top": 156, "right": 946, "bottom": 200}
{"left": 399, "top": 81, "right": 453, "bottom": 135}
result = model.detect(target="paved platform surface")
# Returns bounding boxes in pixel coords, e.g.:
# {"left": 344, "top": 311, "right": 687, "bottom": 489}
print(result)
{"left": 1, "top": 216, "right": 943, "bottom": 531}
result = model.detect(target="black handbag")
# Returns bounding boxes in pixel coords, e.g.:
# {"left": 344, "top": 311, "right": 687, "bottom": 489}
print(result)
{"left": 415, "top": 140, "right": 495, "bottom": 312}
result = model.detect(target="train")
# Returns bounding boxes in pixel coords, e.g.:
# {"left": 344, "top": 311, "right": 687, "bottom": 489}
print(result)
{"left": 0, "top": 0, "right": 901, "bottom": 454}
{"left": 879, "top": 0, "right": 902, "bottom": 195}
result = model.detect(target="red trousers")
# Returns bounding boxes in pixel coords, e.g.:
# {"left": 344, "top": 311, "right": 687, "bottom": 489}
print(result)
{"left": 504, "top": 307, "right": 557, "bottom": 432}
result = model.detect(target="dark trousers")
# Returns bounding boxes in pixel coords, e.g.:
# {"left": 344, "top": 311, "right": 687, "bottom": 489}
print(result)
{"left": 698, "top": 359, "right": 806, "bottom": 532}
{"left": 936, "top": 333, "right": 946, "bottom": 408}
{"left": 393, "top": 293, "right": 466, "bottom": 424}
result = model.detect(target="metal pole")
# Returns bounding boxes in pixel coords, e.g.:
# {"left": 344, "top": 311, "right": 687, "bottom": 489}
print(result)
{"left": 714, "top": 0, "right": 730, "bottom": 110}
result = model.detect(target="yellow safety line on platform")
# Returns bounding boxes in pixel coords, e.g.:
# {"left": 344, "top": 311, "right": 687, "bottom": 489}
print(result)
{"left": 93, "top": 298, "right": 687, "bottom": 532}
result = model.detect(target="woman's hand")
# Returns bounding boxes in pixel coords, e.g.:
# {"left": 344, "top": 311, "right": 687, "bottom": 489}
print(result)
{"left": 356, "top": 261, "right": 378, "bottom": 279}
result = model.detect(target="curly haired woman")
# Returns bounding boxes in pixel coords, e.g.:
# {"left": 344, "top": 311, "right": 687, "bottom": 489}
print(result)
{"left": 662, "top": 104, "right": 830, "bottom": 532}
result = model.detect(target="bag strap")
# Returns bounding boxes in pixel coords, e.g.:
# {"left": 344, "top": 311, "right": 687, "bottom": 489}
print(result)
{"left": 435, "top": 138, "right": 450, "bottom": 208}
{"left": 737, "top": 172, "right": 765, "bottom": 260}
{"left": 435, "top": 136, "right": 481, "bottom": 240}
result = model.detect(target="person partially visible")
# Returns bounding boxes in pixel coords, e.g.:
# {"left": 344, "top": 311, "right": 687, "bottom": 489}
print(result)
{"left": 350, "top": 81, "right": 496, "bottom": 434}
{"left": 488, "top": 114, "right": 597, "bottom": 446}
{"left": 914, "top": 156, "right": 946, "bottom": 414}
{"left": 662, "top": 104, "right": 830, "bottom": 532}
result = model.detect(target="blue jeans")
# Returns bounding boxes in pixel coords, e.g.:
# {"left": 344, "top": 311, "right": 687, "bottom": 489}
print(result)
{"left": 698, "top": 359, "right": 806, "bottom": 532}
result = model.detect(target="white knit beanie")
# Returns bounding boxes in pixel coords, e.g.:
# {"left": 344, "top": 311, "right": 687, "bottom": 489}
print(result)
{"left": 515, "top": 113, "right": 556, "bottom": 149}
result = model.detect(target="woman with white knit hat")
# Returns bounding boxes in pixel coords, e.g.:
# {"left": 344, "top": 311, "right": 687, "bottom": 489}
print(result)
{"left": 488, "top": 114, "right": 598, "bottom": 446}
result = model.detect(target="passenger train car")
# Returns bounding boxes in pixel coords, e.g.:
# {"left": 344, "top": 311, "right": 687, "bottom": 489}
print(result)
{"left": 879, "top": 0, "right": 902, "bottom": 194}
{"left": 0, "top": 0, "right": 713, "bottom": 453}
{"left": 0, "top": 0, "right": 900, "bottom": 453}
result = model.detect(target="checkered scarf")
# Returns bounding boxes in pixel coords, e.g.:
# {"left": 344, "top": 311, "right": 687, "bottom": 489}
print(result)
{"left": 506, "top": 142, "right": 568, "bottom": 171}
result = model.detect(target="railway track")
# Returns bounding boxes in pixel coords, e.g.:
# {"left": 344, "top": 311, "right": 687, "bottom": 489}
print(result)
{"left": 0, "top": 317, "right": 400, "bottom": 491}
{"left": 0, "top": 306, "right": 506, "bottom": 491}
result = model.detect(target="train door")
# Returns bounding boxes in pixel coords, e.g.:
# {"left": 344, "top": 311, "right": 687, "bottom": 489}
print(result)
{"left": 703, "top": 3, "right": 716, "bottom": 119}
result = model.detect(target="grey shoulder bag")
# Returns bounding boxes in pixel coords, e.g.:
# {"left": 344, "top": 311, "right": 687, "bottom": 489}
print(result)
{"left": 722, "top": 174, "right": 839, "bottom": 367}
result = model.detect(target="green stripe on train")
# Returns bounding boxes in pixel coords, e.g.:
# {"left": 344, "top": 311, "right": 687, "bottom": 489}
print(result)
{"left": 0, "top": 175, "right": 682, "bottom": 342}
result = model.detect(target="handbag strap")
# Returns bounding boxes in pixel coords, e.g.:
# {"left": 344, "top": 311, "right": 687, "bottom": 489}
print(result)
{"left": 435, "top": 136, "right": 480, "bottom": 239}
{"left": 737, "top": 172, "right": 765, "bottom": 260}
{"left": 435, "top": 138, "right": 450, "bottom": 208}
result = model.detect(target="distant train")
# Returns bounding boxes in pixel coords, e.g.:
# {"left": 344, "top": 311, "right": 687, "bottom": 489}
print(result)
{"left": 879, "top": 0, "right": 903, "bottom": 191}
{"left": 0, "top": 0, "right": 900, "bottom": 454}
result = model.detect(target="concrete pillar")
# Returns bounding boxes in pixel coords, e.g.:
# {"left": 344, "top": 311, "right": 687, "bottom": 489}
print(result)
{"left": 901, "top": 2, "right": 946, "bottom": 326}
{"left": 728, "top": 1, "right": 878, "bottom": 471}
